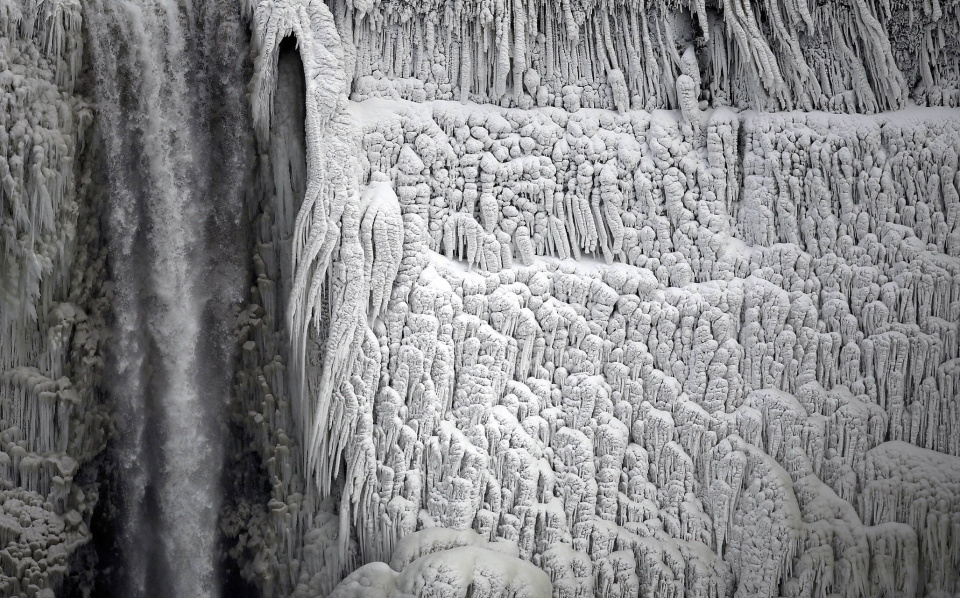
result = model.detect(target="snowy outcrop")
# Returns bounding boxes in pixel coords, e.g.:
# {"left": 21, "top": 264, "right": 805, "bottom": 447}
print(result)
{"left": 330, "top": 529, "right": 552, "bottom": 598}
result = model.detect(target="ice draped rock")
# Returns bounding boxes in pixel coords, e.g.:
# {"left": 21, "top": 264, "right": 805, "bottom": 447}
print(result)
{"left": 329, "top": 529, "right": 552, "bottom": 598}
{"left": 0, "top": 0, "right": 107, "bottom": 595}
{"left": 333, "top": 0, "right": 958, "bottom": 112}
{"left": 245, "top": 0, "right": 360, "bottom": 485}
{"left": 3, "top": 0, "right": 960, "bottom": 593}
{"left": 230, "top": 36, "right": 960, "bottom": 593}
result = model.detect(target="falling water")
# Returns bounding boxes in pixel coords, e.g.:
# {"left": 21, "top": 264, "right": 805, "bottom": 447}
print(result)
{"left": 85, "top": 0, "right": 252, "bottom": 596}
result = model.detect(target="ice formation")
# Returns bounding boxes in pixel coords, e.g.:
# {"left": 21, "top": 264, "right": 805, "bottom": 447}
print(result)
{"left": 336, "top": 0, "right": 959, "bottom": 112}
{"left": 0, "top": 0, "right": 106, "bottom": 594}
{"left": 1, "top": 0, "right": 959, "bottom": 595}
{"left": 329, "top": 529, "right": 552, "bottom": 598}
{"left": 227, "top": 1, "right": 960, "bottom": 593}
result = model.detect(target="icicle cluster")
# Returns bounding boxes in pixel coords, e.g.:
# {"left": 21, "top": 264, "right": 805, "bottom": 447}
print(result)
{"left": 245, "top": 0, "right": 369, "bottom": 491}
{"left": 0, "top": 0, "right": 108, "bottom": 595}
{"left": 229, "top": 1, "right": 412, "bottom": 596}
{"left": 328, "top": 0, "right": 959, "bottom": 112}
{"left": 0, "top": 0, "right": 90, "bottom": 341}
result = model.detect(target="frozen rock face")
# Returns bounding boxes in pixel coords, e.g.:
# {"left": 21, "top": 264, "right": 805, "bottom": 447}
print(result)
{"left": 1, "top": 0, "right": 959, "bottom": 596}
{"left": 0, "top": 0, "right": 108, "bottom": 595}
{"left": 226, "top": 2, "right": 960, "bottom": 598}
{"left": 332, "top": 0, "right": 959, "bottom": 111}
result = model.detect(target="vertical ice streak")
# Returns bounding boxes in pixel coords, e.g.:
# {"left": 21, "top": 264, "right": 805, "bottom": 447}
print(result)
{"left": 84, "top": 0, "right": 251, "bottom": 596}
{"left": 269, "top": 37, "right": 308, "bottom": 325}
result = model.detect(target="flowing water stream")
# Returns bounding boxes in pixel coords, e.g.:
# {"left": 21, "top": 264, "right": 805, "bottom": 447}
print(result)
{"left": 84, "top": 1, "right": 252, "bottom": 595}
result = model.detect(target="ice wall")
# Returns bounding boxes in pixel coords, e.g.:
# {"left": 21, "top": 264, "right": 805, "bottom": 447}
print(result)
{"left": 0, "top": 0, "right": 108, "bottom": 595}
{"left": 1, "top": 0, "right": 958, "bottom": 593}
{"left": 228, "top": 1, "right": 960, "bottom": 597}
{"left": 328, "top": 0, "right": 960, "bottom": 112}
{"left": 324, "top": 103, "right": 959, "bottom": 597}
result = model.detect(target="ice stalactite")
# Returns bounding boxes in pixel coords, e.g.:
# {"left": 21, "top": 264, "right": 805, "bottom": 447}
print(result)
{"left": 331, "top": 0, "right": 959, "bottom": 112}
{"left": 0, "top": 0, "right": 108, "bottom": 595}
{"left": 359, "top": 178, "right": 405, "bottom": 320}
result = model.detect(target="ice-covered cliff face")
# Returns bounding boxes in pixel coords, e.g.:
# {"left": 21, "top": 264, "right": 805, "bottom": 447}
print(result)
{"left": 1, "top": 0, "right": 960, "bottom": 596}
{"left": 227, "top": 1, "right": 960, "bottom": 597}
{"left": 331, "top": 0, "right": 959, "bottom": 112}
{"left": 0, "top": 0, "right": 106, "bottom": 594}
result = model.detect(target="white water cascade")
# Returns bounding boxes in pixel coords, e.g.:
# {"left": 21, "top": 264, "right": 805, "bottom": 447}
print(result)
{"left": 84, "top": 1, "right": 251, "bottom": 596}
